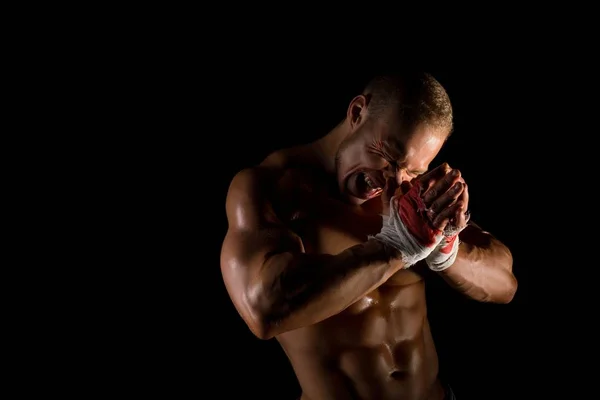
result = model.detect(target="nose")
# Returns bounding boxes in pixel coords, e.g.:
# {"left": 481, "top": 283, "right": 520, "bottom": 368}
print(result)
{"left": 396, "top": 169, "right": 412, "bottom": 185}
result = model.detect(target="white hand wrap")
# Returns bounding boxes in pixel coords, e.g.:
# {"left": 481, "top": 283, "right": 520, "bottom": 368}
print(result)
{"left": 426, "top": 236, "right": 460, "bottom": 271}
{"left": 370, "top": 197, "right": 443, "bottom": 268}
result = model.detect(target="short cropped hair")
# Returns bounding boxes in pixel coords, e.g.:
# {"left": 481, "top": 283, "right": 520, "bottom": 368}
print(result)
{"left": 363, "top": 72, "right": 453, "bottom": 133}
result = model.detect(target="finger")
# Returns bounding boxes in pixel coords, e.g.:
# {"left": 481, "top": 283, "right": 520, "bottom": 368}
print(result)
{"left": 454, "top": 206, "right": 466, "bottom": 228}
{"left": 417, "top": 163, "right": 451, "bottom": 190}
{"left": 423, "top": 169, "right": 461, "bottom": 206}
{"left": 461, "top": 183, "right": 469, "bottom": 211}
{"left": 432, "top": 201, "right": 464, "bottom": 230}
{"left": 448, "top": 178, "right": 465, "bottom": 224}
{"left": 456, "top": 185, "right": 470, "bottom": 227}
{"left": 429, "top": 181, "right": 464, "bottom": 213}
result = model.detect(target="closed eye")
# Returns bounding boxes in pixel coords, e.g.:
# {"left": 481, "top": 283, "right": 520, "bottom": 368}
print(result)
{"left": 408, "top": 170, "right": 427, "bottom": 178}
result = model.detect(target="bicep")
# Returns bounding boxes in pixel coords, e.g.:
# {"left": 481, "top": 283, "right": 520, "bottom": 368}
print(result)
{"left": 220, "top": 169, "right": 304, "bottom": 309}
{"left": 221, "top": 226, "right": 304, "bottom": 286}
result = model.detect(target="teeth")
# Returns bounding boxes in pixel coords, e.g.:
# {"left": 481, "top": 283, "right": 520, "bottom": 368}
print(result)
{"left": 364, "top": 174, "right": 380, "bottom": 190}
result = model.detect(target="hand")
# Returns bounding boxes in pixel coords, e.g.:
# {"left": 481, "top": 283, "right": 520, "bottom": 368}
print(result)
{"left": 419, "top": 164, "right": 471, "bottom": 271}
{"left": 448, "top": 176, "right": 470, "bottom": 233}
{"left": 416, "top": 163, "right": 467, "bottom": 232}
{"left": 374, "top": 176, "right": 446, "bottom": 267}
{"left": 382, "top": 163, "right": 464, "bottom": 232}
{"left": 375, "top": 162, "right": 472, "bottom": 268}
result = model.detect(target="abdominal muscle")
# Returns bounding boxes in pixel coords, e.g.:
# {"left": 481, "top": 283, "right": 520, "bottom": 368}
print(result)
{"left": 277, "top": 279, "right": 443, "bottom": 400}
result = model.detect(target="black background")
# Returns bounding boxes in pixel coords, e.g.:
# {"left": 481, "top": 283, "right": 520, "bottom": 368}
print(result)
{"left": 113, "top": 66, "right": 533, "bottom": 399}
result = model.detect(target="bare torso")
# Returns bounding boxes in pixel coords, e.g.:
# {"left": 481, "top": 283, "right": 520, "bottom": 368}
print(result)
{"left": 267, "top": 161, "right": 446, "bottom": 400}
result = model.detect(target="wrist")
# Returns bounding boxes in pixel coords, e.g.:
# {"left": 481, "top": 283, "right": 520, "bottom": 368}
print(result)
{"left": 426, "top": 235, "right": 460, "bottom": 271}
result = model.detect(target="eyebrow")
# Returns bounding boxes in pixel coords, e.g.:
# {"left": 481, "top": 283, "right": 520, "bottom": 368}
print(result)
{"left": 383, "top": 138, "right": 427, "bottom": 175}
{"left": 383, "top": 137, "right": 404, "bottom": 160}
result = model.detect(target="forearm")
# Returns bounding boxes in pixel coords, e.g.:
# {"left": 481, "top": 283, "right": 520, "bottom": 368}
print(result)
{"left": 255, "top": 239, "right": 404, "bottom": 338}
{"left": 438, "top": 228, "right": 517, "bottom": 303}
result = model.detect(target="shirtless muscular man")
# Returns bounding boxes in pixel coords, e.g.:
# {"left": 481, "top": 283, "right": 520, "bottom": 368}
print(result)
{"left": 221, "top": 72, "right": 516, "bottom": 400}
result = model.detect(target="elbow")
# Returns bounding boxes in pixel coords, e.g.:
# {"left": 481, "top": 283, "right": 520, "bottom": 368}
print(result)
{"left": 494, "top": 272, "right": 518, "bottom": 304}
{"left": 247, "top": 307, "right": 278, "bottom": 340}
{"left": 498, "top": 248, "right": 517, "bottom": 303}
{"left": 489, "top": 244, "right": 516, "bottom": 304}
{"left": 488, "top": 264, "right": 517, "bottom": 304}
{"left": 244, "top": 285, "right": 281, "bottom": 340}
{"left": 476, "top": 254, "right": 517, "bottom": 304}
{"left": 247, "top": 318, "right": 276, "bottom": 340}
{"left": 222, "top": 252, "right": 285, "bottom": 340}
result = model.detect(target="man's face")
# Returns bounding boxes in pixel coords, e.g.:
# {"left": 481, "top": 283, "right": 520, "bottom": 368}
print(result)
{"left": 336, "top": 115, "right": 447, "bottom": 205}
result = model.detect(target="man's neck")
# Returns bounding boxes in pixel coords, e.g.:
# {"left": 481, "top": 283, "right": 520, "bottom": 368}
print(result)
{"left": 309, "top": 119, "right": 351, "bottom": 175}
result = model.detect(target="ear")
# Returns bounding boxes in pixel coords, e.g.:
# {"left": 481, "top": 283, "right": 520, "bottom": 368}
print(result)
{"left": 346, "top": 95, "right": 370, "bottom": 130}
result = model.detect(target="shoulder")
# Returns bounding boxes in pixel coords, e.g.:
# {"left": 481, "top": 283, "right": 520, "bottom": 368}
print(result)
{"left": 226, "top": 162, "right": 304, "bottom": 230}
{"left": 226, "top": 167, "right": 278, "bottom": 213}
{"left": 228, "top": 167, "right": 267, "bottom": 193}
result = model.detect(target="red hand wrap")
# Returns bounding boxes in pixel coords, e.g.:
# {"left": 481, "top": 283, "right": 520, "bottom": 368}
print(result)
{"left": 439, "top": 235, "right": 459, "bottom": 254}
{"left": 397, "top": 183, "right": 442, "bottom": 248}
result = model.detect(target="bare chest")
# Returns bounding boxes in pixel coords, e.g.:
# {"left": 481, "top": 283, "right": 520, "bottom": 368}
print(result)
{"left": 272, "top": 168, "right": 424, "bottom": 320}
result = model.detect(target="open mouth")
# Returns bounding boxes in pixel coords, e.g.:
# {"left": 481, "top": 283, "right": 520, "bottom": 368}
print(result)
{"left": 349, "top": 171, "right": 384, "bottom": 199}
